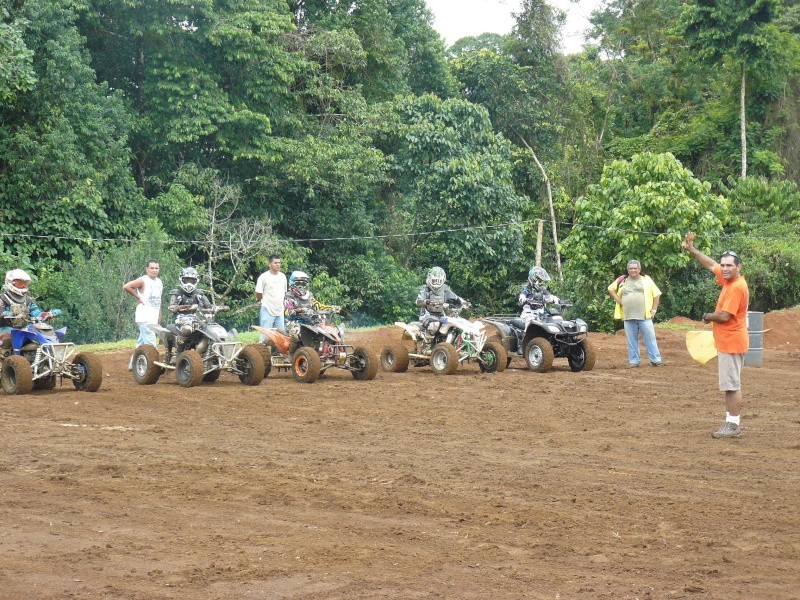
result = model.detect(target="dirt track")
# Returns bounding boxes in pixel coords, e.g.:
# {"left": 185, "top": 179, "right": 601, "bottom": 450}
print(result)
{"left": 2, "top": 312, "right": 800, "bottom": 599}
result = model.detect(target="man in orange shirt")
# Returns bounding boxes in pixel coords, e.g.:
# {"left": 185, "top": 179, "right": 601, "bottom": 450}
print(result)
{"left": 683, "top": 233, "right": 749, "bottom": 438}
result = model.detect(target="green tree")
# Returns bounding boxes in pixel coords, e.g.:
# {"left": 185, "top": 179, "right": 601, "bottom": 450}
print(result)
{"left": 0, "top": 7, "right": 36, "bottom": 102}
{"left": 676, "top": 0, "right": 783, "bottom": 178}
{"left": 560, "top": 152, "right": 727, "bottom": 329}
{"left": 0, "top": 0, "right": 141, "bottom": 265}
{"left": 375, "top": 94, "right": 527, "bottom": 309}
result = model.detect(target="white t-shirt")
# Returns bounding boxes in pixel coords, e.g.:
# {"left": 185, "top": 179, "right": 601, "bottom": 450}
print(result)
{"left": 255, "top": 270, "right": 288, "bottom": 316}
{"left": 134, "top": 276, "right": 163, "bottom": 324}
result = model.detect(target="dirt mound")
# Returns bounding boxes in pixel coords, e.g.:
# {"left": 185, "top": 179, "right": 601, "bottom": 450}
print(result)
{"left": 763, "top": 306, "right": 800, "bottom": 351}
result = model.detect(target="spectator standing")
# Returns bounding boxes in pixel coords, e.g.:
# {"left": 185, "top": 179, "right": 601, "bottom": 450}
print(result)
{"left": 123, "top": 260, "right": 163, "bottom": 368}
{"left": 255, "top": 255, "right": 287, "bottom": 342}
{"left": 608, "top": 259, "right": 664, "bottom": 367}
{"left": 683, "top": 233, "right": 749, "bottom": 439}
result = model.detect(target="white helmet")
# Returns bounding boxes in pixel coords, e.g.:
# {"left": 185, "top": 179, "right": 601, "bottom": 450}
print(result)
{"left": 288, "top": 270, "right": 311, "bottom": 299}
{"left": 3, "top": 269, "right": 32, "bottom": 303}
{"left": 528, "top": 266, "right": 551, "bottom": 287}
{"left": 426, "top": 266, "right": 446, "bottom": 290}
{"left": 180, "top": 267, "right": 199, "bottom": 294}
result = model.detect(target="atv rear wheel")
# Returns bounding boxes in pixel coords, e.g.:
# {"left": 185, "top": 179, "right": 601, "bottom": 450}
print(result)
{"left": 238, "top": 345, "right": 265, "bottom": 386}
{"left": 73, "top": 352, "right": 103, "bottom": 392}
{"left": 568, "top": 338, "right": 596, "bottom": 372}
{"left": 525, "top": 337, "right": 554, "bottom": 373}
{"left": 1, "top": 355, "right": 33, "bottom": 395}
{"left": 132, "top": 344, "right": 161, "bottom": 385}
{"left": 479, "top": 341, "right": 507, "bottom": 373}
{"left": 351, "top": 347, "right": 378, "bottom": 380}
{"left": 175, "top": 350, "right": 204, "bottom": 388}
{"left": 291, "top": 347, "right": 321, "bottom": 383}
{"left": 430, "top": 342, "right": 459, "bottom": 375}
{"left": 380, "top": 342, "right": 409, "bottom": 373}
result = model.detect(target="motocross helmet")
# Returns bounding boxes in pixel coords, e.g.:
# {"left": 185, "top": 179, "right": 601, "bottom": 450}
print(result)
{"left": 288, "top": 270, "right": 311, "bottom": 299}
{"left": 3, "top": 269, "right": 32, "bottom": 304}
{"left": 528, "top": 266, "right": 551, "bottom": 287}
{"left": 180, "top": 266, "right": 199, "bottom": 294}
{"left": 426, "top": 266, "right": 446, "bottom": 290}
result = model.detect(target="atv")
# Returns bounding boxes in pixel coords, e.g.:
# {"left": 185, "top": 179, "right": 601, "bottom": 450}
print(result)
{"left": 481, "top": 303, "right": 595, "bottom": 373}
{"left": 380, "top": 303, "right": 507, "bottom": 375}
{"left": 251, "top": 307, "right": 378, "bottom": 384}
{"left": 0, "top": 313, "right": 103, "bottom": 395}
{"left": 131, "top": 305, "right": 265, "bottom": 388}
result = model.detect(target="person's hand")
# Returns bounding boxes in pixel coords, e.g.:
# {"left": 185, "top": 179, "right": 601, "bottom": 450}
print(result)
{"left": 683, "top": 232, "right": 696, "bottom": 251}
{"left": 39, "top": 312, "right": 52, "bottom": 321}
{"left": 2, "top": 311, "right": 13, "bottom": 318}
{"left": 51, "top": 309, "right": 62, "bottom": 317}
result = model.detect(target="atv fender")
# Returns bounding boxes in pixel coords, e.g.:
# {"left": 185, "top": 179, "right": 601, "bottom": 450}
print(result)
{"left": 252, "top": 325, "right": 292, "bottom": 354}
{"left": 393, "top": 322, "right": 422, "bottom": 341}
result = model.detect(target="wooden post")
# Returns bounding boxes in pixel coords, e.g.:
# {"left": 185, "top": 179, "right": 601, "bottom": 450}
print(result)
{"left": 535, "top": 219, "right": 544, "bottom": 267}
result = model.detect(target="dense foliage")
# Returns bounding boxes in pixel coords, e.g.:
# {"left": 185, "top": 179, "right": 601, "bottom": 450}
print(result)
{"left": 1, "top": 0, "right": 800, "bottom": 341}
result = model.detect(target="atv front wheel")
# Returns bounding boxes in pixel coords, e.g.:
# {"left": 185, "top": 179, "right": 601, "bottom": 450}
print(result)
{"left": 524, "top": 337, "right": 554, "bottom": 373}
{"left": 247, "top": 343, "right": 273, "bottom": 378}
{"left": 380, "top": 343, "right": 409, "bottom": 373}
{"left": 175, "top": 350, "right": 204, "bottom": 387}
{"left": 568, "top": 339, "right": 596, "bottom": 372}
{"left": 238, "top": 345, "right": 265, "bottom": 386}
{"left": 291, "top": 347, "right": 321, "bottom": 383}
{"left": 132, "top": 344, "right": 161, "bottom": 385}
{"left": 479, "top": 341, "right": 508, "bottom": 374}
{"left": 73, "top": 352, "right": 103, "bottom": 392}
{"left": 1, "top": 355, "right": 33, "bottom": 395}
{"left": 351, "top": 347, "right": 378, "bottom": 380}
{"left": 430, "top": 343, "right": 459, "bottom": 375}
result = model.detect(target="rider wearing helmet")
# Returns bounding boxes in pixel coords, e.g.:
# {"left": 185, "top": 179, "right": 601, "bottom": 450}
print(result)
{"left": 519, "top": 266, "right": 559, "bottom": 318}
{"left": 168, "top": 267, "right": 212, "bottom": 352}
{"left": 415, "top": 267, "right": 468, "bottom": 336}
{"left": 0, "top": 269, "right": 62, "bottom": 346}
{"left": 284, "top": 271, "right": 315, "bottom": 323}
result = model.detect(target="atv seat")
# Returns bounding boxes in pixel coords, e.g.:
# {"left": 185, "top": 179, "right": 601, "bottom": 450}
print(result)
{"left": 511, "top": 318, "right": 526, "bottom": 329}
{"left": 166, "top": 324, "right": 180, "bottom": 336}
{"left": 410, "top": 321, "right": 424, "bottom": 331}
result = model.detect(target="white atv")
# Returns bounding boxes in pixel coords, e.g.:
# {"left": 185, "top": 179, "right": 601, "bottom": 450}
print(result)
{"left": 380, "top": 303, "right": 507, "bottom": 375}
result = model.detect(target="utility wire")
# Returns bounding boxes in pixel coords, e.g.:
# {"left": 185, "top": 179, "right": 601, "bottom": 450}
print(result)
{"left": 1, "top": 219, "right": 795, "bottom": 245}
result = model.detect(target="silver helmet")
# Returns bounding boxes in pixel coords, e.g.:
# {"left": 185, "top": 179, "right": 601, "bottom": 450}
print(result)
{"left": 180, "top": 267, "right": 199, "bottom": 294}
{"left": 426, "top": 266, "right": 446, "bottom": 290}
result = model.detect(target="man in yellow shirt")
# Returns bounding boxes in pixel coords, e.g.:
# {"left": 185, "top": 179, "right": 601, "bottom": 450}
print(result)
{"left": 608, "top": 259, "right": 663, "bottom": 368}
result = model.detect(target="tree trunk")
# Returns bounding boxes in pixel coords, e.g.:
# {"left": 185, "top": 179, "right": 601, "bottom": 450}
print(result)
{"left": 518, "top": 136, "right": 563, "bottom": 281}
{"left": 740, "top": 62, "right": 747, "bottom": 179}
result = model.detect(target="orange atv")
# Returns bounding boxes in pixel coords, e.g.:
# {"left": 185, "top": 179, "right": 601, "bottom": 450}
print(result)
{"left": 252, "top": 307, "right": 377, "bottom": 383}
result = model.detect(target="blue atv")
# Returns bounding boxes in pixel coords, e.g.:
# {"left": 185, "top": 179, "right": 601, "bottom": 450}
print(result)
{"left": 0, "top": 314, "right": 103, "bottom": 395}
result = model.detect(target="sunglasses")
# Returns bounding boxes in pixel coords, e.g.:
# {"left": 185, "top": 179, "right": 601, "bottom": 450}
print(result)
{"left": 721, "top": 250, "right": 738, "bottom": 258}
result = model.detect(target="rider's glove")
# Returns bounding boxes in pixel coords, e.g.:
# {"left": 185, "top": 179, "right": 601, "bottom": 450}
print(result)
{"left": 39, "top": 312, "right": 52, "bottom": 320}
{"left": 2, "top": 311, "right": 12, "bottom": 318}
{"left": 51, "top": 309, "right": 62, "bottom": 317}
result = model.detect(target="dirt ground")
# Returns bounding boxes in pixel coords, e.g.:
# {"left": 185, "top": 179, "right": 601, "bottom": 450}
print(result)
{"left": 2, "top": 310, "right": 800, "bottom": 599}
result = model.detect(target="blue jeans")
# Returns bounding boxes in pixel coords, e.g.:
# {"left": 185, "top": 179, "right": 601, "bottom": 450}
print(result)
{"left": 136, "top": 323, "right": 156, "bottom": 347}
{"left": 259, "top": 307, "right": 285, "bottom": 342}
{"left": 623, "top": 319, "right": 662, "bottom": 366}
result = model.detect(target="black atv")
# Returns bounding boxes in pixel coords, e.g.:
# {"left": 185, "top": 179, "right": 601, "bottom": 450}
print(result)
{"left": 481, "top": 304, "right": 595, "bottom": 373}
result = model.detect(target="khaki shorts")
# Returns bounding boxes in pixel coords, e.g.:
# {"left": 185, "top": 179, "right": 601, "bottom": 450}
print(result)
{"left": 718, "top": 352, "right": 744, "bottom": 391}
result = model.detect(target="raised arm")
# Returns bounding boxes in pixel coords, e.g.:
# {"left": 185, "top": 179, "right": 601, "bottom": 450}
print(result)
{"left": 682, "top": 232, "right": 717, "bottom": 272}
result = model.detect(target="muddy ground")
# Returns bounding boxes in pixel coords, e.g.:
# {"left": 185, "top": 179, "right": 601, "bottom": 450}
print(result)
{"left": 2, "top": 310, "right": 800, "bottom": 599}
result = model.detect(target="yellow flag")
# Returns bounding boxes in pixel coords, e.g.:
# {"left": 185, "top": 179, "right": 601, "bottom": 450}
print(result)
{"left": 686, "top": 330, "right": 717, "bottom": 365}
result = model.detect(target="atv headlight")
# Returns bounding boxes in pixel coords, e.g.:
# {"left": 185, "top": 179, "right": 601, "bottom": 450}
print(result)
{"left": 547, "top": 325, "right": 560, "bottom": 333}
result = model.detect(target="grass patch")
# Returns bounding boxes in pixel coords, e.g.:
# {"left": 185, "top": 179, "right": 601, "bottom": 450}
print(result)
{"left": 655, "top": 322, "right": 706, "bottom": 332}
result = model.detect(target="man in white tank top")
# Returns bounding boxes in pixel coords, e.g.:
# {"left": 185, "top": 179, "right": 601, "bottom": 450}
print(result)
{"left": 123, "top": 260, "right": 163, "bottom": 354}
